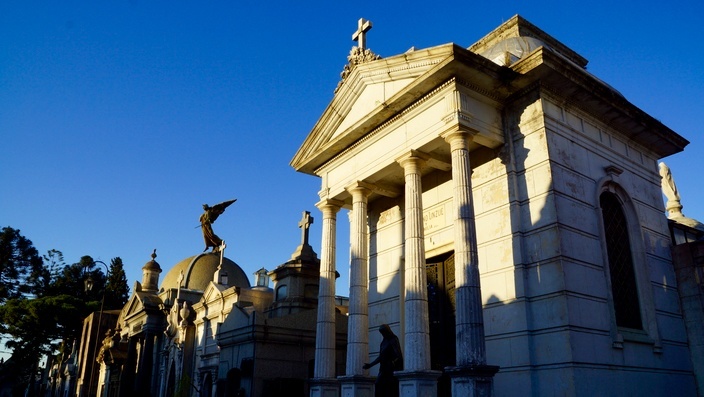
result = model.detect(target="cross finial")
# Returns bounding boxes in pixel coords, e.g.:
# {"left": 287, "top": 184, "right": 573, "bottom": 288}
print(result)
{"left": 352, "top": 18, "right": 373, "bottom": 50}
{"left": 298, "top": 211, "right": 314, "bottom": 246}
{"left": 176, "top": 270, "right": 184, "bottom": 300}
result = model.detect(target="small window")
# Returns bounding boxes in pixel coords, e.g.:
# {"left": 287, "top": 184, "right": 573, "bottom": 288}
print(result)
{"left": 600, "top": 191, "right": 642, "bottom": 330}
{"left": 276, "top": 285, "right": 288, "bottom": 300}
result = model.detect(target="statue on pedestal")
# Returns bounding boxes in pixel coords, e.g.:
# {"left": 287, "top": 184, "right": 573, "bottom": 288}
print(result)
{"left": 200, "top": 199, "right": 236, "bottom": 253}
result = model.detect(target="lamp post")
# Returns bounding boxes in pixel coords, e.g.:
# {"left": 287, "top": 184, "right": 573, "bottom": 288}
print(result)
{"left": 84, "top": 260, "right": 109, "bottom": 397}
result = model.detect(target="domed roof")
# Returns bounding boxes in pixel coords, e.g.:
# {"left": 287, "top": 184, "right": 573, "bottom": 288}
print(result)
{"left": 479, "top": 36, "right": 549, "bottom": 66}
{"left": 142, "top": 249, "right": 162, "bottom": 272}
{"left": 160, "top": 253, "right": 251, "bottom": 291}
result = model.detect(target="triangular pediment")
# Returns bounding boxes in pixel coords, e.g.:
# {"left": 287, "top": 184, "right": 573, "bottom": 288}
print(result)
{"left": 291, "top": 43, "right": 459, "bottom": 175}
{"left": 122, "top": 293, "right": 144, "bottom": 318}
{"left": 202, "top": 282, "right": 227, "bottom": 303}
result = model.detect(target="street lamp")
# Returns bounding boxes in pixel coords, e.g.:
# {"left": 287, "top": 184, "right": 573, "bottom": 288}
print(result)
{"left": 85, "top": 260, "right": 109, "bottom": 397}
{"left": 84, "top": 276, "right": 93, "bottom": 294}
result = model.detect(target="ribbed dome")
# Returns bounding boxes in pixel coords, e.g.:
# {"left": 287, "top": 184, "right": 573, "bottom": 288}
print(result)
{"left": 160, "top": 253, "right": 251, "bottom": 291}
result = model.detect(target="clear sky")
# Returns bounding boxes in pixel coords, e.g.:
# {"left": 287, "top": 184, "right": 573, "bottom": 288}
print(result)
{"left": 1, "top": 1, "right": 702, "bottom": 298}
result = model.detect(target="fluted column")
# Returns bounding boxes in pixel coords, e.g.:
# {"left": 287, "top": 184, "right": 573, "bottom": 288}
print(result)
{"left": 345, "top": 183, "right": 372, "bottom": 375}
{"left": 313, "top": 199, "right": 343, "bottom": 379}
{"left": 445, "top": 130, "right": 486, "bottom": 365}
{"left": 397, "top": 152, "right": 431, "bottom": 371}
{"left": 442, "top": 129, "right": 498, "bottom": 396}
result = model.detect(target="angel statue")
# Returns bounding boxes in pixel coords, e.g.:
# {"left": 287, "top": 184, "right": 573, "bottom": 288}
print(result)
{"left": 200, "top": 199, "right": 236, "bottom": 253}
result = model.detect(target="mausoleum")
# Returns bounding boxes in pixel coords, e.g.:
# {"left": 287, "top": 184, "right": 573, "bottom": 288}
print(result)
{"left": 293, "top": 15, "right": 700, "bottom": 397}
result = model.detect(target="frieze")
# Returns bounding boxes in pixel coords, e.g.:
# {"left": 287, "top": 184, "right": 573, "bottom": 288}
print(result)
{"left": 377, "top": 206, "right": 402, "bottom": 227}
{"left": 423, "top": 204, "right": 447, "bottom": 232}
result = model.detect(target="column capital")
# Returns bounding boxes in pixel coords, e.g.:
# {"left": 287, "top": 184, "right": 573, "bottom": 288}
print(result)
{"left": 396, "top": 150, "right": 429, "bottom": 171}
{"left": 345, "top": 181, "right": 374, "bottom": 198}
{"left": 316, "top": 199, "right": 344, "bottom": 214}
{"left": 440, "top": 128, "right": 476, "bottom": 150}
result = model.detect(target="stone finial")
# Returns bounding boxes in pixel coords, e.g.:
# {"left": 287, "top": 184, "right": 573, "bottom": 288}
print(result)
{"left": 659, "top": 162, "right": 683, "bottom": 218}
{"left": 179, "top": 301, "right": 191, "bottom": 328}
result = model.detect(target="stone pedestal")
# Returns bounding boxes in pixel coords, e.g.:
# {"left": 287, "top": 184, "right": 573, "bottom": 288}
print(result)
{"left": 309, "top": 378, "right": 340, "bottom": 397}
{"left": 396, "top": 370, "right": 441, "bottom": 397}
{"left": 446, "top": 365, "right": 499, "bottom": 397}
{"left": 338, "top": 375, "right": 375, "bottom": 397}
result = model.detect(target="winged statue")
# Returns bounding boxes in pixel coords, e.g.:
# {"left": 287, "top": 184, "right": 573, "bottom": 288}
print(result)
{"left": 200, "top": 199, "right": 236, "bottom": 253}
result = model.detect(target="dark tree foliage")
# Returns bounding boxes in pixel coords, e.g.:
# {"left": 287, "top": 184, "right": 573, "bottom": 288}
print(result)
{"left": 0, "top": 229, "right": 130, "bottom": 396}
{"left": 105, "top": 257, "right": 130, "bottom": 309}
{"left": 0, "top": 227, "right": 44, "bottom": 301}
{"left": 0, "top": 294, "right": 91, "bottom": 397}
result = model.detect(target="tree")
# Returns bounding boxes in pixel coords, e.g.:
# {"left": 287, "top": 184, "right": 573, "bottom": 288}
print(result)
{"left": 0, "top": 293, "right": 90, "bottom": 397}
{"left": 0, "top": 227, "right": 44, "bottom": 301}
{"left": 0, "top": 229, "right": 129, "bottom": 397}
{"left": 105, "top": 257, "right": 129, "bottom": 309}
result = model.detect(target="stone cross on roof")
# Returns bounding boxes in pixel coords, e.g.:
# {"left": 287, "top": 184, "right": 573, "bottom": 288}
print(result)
{"left": 352, "top": 18, "right": 372, "bottom": 50}
{"left": 176, "top": 270, "right": 184, "bottom": 300}
{"left": 298, "top": 211, "right": 314, "bottom": 246}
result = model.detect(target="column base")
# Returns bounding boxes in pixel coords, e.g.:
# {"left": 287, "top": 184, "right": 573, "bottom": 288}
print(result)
{"left": 338, "top": 375, "right": 375, "bottom": 397}
{"left": 309, "top": 378, "right": 340, "bottom": 397}
{"left": 396, "top": 370, "right": 442, "bottom": 397}
{"left": 445, "top": 365, "right": 500, "bottom": 397}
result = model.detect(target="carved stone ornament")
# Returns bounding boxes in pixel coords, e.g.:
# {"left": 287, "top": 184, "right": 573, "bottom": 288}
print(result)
{"left": 164, "top": 300, "right": 180, "bottom": 339}
{"left": 179, "top": 301, "right": 192, "bottom": 328}
{"left": 335, "top": 46, "right": 381, "bottom": 93}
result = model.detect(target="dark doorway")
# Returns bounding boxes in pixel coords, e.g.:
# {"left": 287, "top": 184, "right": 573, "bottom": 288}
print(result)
{"left": 201, "top": 372, "right": 212, "bottom": 397}
{"left": 426, "top": 252, "right": 456, "bottom": 397}
{"left": 166, "top": 362, "right": 175, "bottom": 397}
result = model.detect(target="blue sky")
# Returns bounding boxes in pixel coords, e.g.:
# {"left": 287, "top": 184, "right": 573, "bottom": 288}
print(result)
{"left": 1, "top": 1, "right": 702, "bottom": 300}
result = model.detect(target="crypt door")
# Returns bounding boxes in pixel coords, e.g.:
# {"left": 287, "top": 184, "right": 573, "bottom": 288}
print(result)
{"left": 426, "top": 252, "right": 456, "bottom": 372}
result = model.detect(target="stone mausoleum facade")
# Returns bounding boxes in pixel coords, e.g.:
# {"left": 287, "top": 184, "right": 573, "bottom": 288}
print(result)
{"left": 292, "top": 15, "right": 700, "bottom": 397}
{"left": 69, "top": 212, "right": 348, "bottom": 397}
{"left": 66, "top": 15, "right": 704, "bottom": 397}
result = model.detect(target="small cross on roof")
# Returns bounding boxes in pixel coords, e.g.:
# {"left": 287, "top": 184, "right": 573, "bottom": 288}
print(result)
{"left": 298, "top": 211, "right": 314, "bottom": 246}
{"left": 352, "top": 18, "right": 372, "bottom": 50}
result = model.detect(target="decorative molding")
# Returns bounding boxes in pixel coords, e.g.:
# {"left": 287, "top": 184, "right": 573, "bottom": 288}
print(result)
{"left": 335, "top": 46, "right": 382, "bottom": 93}
{"left": 316, "top": 79, "right": 456, "bottom": 175}
{"left": 443, "top": 90, "right": 474, "bottom": 125}
{"left": 604, "top": 165, "right": 623, "bottom": 176}
{"left": 455, "top": 77, "right": 504, "bottom": 103}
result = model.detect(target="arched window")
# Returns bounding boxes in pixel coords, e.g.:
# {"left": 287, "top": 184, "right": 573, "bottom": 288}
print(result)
{"left": 600, "top": 191, "right": 642, "bottom": 330}
{"left": 276, "top": 285, "right": 288, "bottom": 300}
